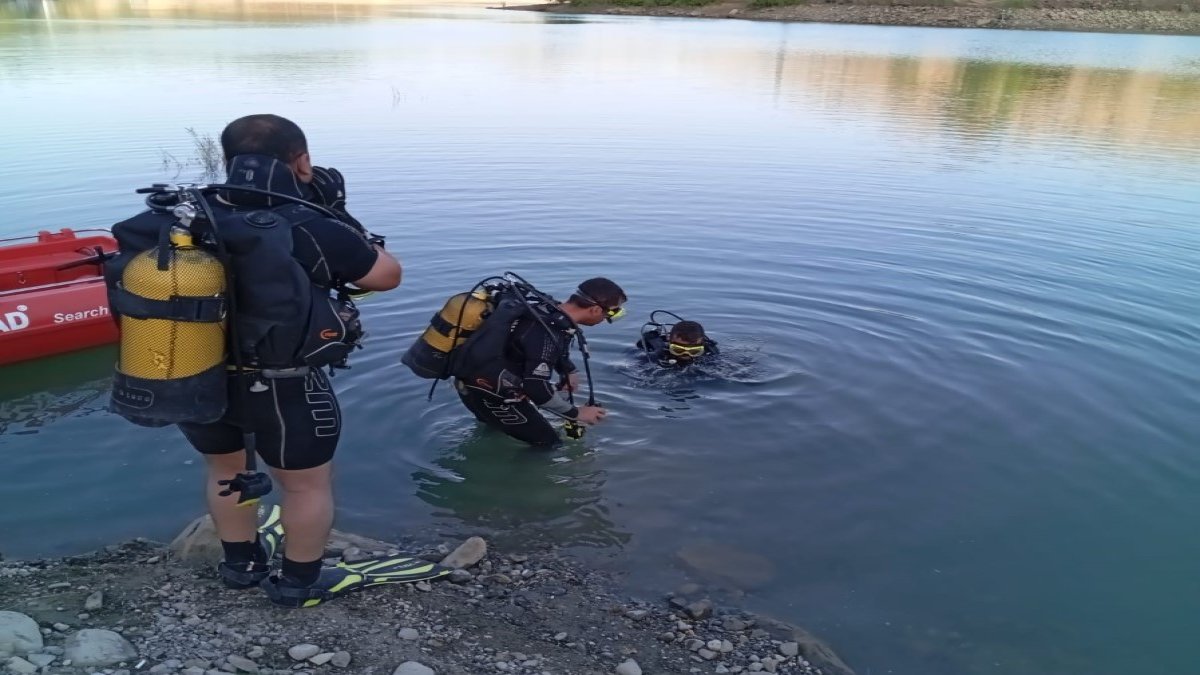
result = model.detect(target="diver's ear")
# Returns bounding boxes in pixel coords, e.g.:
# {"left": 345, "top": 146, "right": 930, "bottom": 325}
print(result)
{"left": 291, "top": 152, "right": 314, "bottom": 184}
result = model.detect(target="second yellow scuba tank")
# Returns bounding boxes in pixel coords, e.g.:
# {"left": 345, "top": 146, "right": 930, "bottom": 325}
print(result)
{"left": 401, "top": 289, "right": 492, "bottom": 380}
{"left": 110, "top": 227, "right": 229, "bottom": 426}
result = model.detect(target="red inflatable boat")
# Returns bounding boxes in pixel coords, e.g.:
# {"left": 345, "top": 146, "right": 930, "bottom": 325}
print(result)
{"left": 0, "top": 229, "right": 119, "bottom": 366}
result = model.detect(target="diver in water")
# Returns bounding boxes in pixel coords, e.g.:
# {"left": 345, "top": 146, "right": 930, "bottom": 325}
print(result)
{"left": 453, "top": 277, "right": 627, "bottom": 447}
{"left": 637, "top": 312, "right": 719, "bottom": 368}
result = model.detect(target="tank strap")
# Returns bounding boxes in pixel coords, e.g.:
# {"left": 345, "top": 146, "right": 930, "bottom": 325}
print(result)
{"left": 111, "top": 284, "right": 226, "bottom": 322}
{"left": 430, "top": 312, "right": 474, "bottom": 338}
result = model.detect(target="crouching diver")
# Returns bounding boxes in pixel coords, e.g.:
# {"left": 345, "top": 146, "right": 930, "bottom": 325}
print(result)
{"left": 638, "top": 311, "right": 720, "bottom": 367}
{"left": 402, "top": 276, "right": 627, "bottom": 447}
{"left": 105, "top": 114, "right": 446, "bottom": 607}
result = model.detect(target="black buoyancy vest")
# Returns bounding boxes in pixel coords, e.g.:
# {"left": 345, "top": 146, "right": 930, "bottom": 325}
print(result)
{"left": 451, "top": 288, "right": 573, "bottom": 381}
{"left": 108, "top": 155, "right": 356, "bottom": 369}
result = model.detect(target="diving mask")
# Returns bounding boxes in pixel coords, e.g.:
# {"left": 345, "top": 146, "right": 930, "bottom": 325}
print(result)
{"left": 668, "top": 342, "right": 705, "bottom": 358}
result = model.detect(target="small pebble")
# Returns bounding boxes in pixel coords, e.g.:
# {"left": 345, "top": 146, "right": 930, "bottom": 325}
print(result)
{"left": 415, "top": 581, "right": 433, "bottom": 592}
{"left": 331, "top": 652, "right": 351, "bottom": 669}
{"left": 48, "top": 582, "right": 72, "bottom": 589}
{"left": 398, "top": 628, "right": 420, "bottom": 641}
{"left": 698, "top": 649, "right": 717, "bottom": 661}
{"left": 225, "top": 654, "right": 258, "bottom": 673}
{"left": 780, "top": 642, "right": 799, "bottom": 657}
{"left": 287, "top": 645, "right": 321, "bottom": 662}
{"left": 615, "top": 658, "right": 642, "bottom": 675}
{"left": 553, "top": 632, "right": 568, "bottom": 641}
{"left": 308, "top": 653, "right": 334, "bottom": 666}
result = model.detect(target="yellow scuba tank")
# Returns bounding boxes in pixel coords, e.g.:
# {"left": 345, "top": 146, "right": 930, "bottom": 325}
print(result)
{"left": 110, "top": 227, "right": 229, "bottom": 426}
{"left": 119, "top": 229, "right": 225, "bottom": 378}
{"left": 401, "top": 289, "right": 491, "bottom": 380}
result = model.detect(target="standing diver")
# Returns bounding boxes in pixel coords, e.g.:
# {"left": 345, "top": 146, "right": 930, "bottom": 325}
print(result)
{"left": 407, "top": 277, "right": 627, "bottom": 447}
{"left": 106, "top": 114, "right": 446, "bottom": 607}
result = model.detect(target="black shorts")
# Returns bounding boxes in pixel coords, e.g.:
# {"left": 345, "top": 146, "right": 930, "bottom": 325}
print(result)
{"left": 178, "top": 369, "right": 341, "bottom": 470}
{"left": 456, "top": 380, "right": 561, "bottom": 448}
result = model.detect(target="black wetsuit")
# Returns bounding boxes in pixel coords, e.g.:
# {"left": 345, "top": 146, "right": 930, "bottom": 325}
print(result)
{"left": 456, "top": 315, "right": 579, "bottom": 447}
{"left": 175, "top": 158, "right": 379, "bottom": 470}
{"left": 637, "top": 328, "right": 719, "bottom": 368}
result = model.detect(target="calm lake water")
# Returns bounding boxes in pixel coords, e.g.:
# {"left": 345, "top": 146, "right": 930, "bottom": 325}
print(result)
{"left": 2, "top": 2, "right": 1199, "bottom": 673}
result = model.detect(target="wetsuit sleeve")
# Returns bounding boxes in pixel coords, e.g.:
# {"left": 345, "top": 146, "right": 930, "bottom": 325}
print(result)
{"left": 294, "top": 219, "right": 379, "bottom": 286}
{"left": 519, "top": 325, "right": 577, "bottom": 418}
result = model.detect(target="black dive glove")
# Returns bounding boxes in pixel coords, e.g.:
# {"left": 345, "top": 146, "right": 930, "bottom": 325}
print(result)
{"left": 310, "top": 166, "right": 387, "bottom": 249}
{"left": 310, "top": 166, "right": 365, "bottom": 232}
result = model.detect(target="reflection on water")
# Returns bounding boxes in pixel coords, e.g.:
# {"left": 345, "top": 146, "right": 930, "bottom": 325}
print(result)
{"left": 0, "top": 0, "right": 480, "bottom": 22}
{"left": 2, "top": 5, "right": 1197, "bottom": 157}
{"left": 0, "top": 347, "right": 114, "bottom": 436}
{"left": 414, "top": 428, "right": 631, "bottom": 549}
{"left": 768, "top": 49, "right": 1200, "bottom": 155}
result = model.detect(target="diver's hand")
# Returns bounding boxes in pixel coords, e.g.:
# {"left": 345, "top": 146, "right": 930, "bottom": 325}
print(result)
{"left": 575, "top": 405, "right": 607, "bottom": 425}
{"left": 558, "top": 372, "right": 581, "bottom": 393}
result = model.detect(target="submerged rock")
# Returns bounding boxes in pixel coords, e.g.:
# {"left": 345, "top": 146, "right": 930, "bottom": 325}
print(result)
{"left": 675, "top": 540, "right": 776, "bottom": 589}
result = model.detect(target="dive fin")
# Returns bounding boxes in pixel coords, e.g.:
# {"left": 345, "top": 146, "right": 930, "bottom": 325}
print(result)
{"left": 340, "top": 555, "right": 449, "bottom": 586}
{"left": 260, "top": 504, "right": 285, "bottom": 561}
{"left": 260, "top": 554, "right": 449, "bottom": 608}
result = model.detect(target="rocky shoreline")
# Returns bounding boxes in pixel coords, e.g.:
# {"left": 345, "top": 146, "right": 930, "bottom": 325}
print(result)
{"left": 0, "top": 523, "right": 854, "bottom": 675}
{"left": 503, "top": 2, "right": 1200, "bottom": 36}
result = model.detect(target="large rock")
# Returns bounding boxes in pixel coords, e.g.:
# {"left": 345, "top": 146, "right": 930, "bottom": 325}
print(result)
{"left": 440, "top": 537, "right": 487, "bottom": 570}
{"left": 6, "top": 656, "right": 38, "bottom": 674}
{"left": 786, "top": 626, "right": 856, "bottom": 675}
{"left": 393, "top": 662, "right": 435, "bottom": 675}
{"left": 675, "top": 540, "right": 777, "bottom": 589}
{"left": 170, "top": 515, "right": 223, "bottom": 567}
{"left": 64, "top": 629, "right": 137, "bottom": 667}
{"left": 172, "top": 511, "right": 400, "bottom": 567}
{"left": 0, "top": 611, "right": 43, "bottom": 658}
{"left": 754, "top": 616, "right": 857, "bottom": 675}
